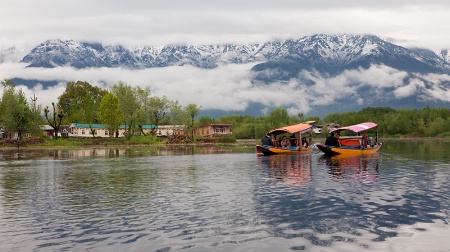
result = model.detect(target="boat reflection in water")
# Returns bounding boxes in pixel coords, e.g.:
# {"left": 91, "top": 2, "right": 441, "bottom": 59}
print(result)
{"left": 261, "top": 154, "right": 313, "bottom": 188}
{"left": 319, "top": 153, "right": 380, "bottom": 184}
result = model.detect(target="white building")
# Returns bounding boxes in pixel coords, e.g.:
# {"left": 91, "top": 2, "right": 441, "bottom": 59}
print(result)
{"left": 68, "top": 123, "right": 184, "bottom": 138}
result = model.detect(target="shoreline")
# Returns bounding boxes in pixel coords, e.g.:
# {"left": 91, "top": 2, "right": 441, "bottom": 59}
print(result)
{"left": 1, "top": 137, "right": 448, "bottom": 151}
{"left": 0, "top": 139, "right": 258, "bottom": 151}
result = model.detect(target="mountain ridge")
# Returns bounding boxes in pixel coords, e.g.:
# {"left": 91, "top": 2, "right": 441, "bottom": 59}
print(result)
{"left": 18, "top": 34, "right": 450, "bottom": 71}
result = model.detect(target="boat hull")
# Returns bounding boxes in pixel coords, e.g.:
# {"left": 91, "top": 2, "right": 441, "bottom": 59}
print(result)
{"left": 256, "top": 145, "right": 313, "bottom": 156}
{"left": 316, "top": 143, "right": 382, "bottom": 156}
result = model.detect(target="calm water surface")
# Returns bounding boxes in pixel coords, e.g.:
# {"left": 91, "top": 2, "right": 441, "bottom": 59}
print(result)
{"left": 1, "top": 140, "right": 449, "bottom": 251}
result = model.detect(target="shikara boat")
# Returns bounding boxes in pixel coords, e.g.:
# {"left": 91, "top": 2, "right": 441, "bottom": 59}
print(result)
{"left": 316, "top": 122, "right": 382, "bottom": 156}
{"left": 256, "top": 123, "right": 313, "bottom": 156}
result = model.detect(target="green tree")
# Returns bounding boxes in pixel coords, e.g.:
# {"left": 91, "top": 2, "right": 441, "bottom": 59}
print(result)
{"left": 0, "top": 79, "right": 33, "bottom": 140}
{"left": 268, "top": 108, "right": 289, "bottom": 128}
{"left": 199, "top": 116, "right": 217, "bottom": 125}
{"left": 148, "top": 95, "right": 171, "bottom": 135}
{"left": 169, "top": 100, "right": 184, "bottom": 125}
{"left": 297, "top": 112, "right": 304, "bottom": 122}
{"left": 185, "top": 103, "right": 201, "bottom": 139}
{"left": 57, "top": 81, "right": 107, "bottom": 124}
{"left": 0, "top": 79, "right": 13, "bottom": 128}
{"left": 134, "top": 87, "right": 152, "bottom": 135}
{"left": 424, "top": 117, "right": 448, "bottom": 136}
{"left": 111, "top": 82, "right": 140, "bottom": 140}
{"left": 99, "top": 93, "right": 123, "bottom": 137}
{"left": 218, "top": 114, "right": 255, "bottom": 139}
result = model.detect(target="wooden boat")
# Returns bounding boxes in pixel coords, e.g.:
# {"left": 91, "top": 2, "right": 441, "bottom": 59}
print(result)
{"left": 256, "top": 123, "right": 313, "bottom": 156}
{"left": 316, "top": 122, "right": 382, "bottom": 156}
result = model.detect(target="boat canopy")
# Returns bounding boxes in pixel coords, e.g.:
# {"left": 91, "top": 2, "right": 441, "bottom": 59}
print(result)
{"left": 267, "top": 123, "right": 312, "bottom": 135}
{"left": 333, "top": 122, "right": 378, "bottom": 133}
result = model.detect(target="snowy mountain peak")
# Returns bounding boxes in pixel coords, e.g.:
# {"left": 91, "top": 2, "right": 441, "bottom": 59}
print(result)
{"left": 18, "top": 34, "right": 450, "bottom": 76}
{"left": 0, "top": 46, "right": 27, "bottom": 63}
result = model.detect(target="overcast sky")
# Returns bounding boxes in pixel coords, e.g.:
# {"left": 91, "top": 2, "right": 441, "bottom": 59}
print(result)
{"left": 2, "top": 0, "right": 450, "bottom": 49}
{"left": 1, "top": 0, "right": 450, "bottom": 116}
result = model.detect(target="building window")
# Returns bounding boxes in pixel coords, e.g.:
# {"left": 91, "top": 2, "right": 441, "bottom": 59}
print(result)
{"left": 215, "top": 127, "right": 225, "bottom": 134}
{"left": 82, "top": 129, "right": 85, "bottom": 135}
{"left": 105, "top": 130, "right": 109, "bottom": 136}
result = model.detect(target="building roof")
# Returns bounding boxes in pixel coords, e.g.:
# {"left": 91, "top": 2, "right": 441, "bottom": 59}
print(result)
{"left": 40, "top": 125, "right": 55, "bottom": 131}
{"left": 70, "top": 123, "right": 156, "bottom": 129}
{"left": 199, "top": 123, "right": 232, "bottom": 127}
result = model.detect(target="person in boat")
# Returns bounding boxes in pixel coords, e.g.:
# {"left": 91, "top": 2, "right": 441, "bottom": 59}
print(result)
{"left": 289, "top": 134, "right": 297, "bottom": 146}
{"left": 261, "top": 135, "right": 274, "bottom": 146}
{"left": 325, "top": 132, "right": 340, "bottom": 146}
{"left": 301, "top": 137, "right": 309, "bottom": 148}
{"left": 272, "top": 135, "right": 279, "bottom": 147}
{"left": 280, "top": 136, "right": 291, "bottom": 149}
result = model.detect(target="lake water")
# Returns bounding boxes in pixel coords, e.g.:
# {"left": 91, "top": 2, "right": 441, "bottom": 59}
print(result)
{"left": 1, "top": 140, "right": 449, "bottom": 251}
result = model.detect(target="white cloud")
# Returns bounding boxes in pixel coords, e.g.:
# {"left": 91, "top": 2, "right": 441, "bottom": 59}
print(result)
{"left": 420, "top": 74, "right": 450, "bottom": 102}
{"left": 2, "top": 61, "right": 449, "bottom": 117}
{"left": 393, "top": 78, "right": 423, "bottom": 98}
{"left": 1, "top": 1, "right": 450, "bottom": 50}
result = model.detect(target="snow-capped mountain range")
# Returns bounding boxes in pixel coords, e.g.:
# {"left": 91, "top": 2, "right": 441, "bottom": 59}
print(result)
{"left": 13, "top": 34, "right": 450, "bottom": 86}
{"left": 252, "top": 35, "right": 450, "bottom": 83}
{"left": 19, "top": 39, "right": 277, "bottom": 68}
{"left": 2, "top": 34, "right": 450, "bottom": 117}
{"left": 15, "top": 35, "right": 450, "bottom": 73}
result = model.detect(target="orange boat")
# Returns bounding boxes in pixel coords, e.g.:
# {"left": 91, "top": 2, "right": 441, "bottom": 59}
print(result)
{"left": 256, "top": 123, "right": 313, "bottom": 156}
{"left": 316, "top": 122, "right": 382, "bottom": 156}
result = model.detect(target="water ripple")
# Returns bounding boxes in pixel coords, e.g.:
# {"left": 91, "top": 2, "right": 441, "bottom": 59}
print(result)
{"left": 0, "top": 149, "right": 449, "bottom": 251}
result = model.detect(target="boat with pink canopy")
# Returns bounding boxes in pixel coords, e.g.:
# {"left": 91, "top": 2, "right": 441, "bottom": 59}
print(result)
{"left": 316, "top": 122, "right": 382, "bottom": 156}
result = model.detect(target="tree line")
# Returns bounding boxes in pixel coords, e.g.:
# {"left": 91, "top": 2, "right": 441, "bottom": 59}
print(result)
{"left": 215, "top": 106, "right": 450, "bottom": 139}
{"left": 1, "top": 78, "right": 449, "bottom": 141}
{"left": 0, "top": 79, "right": 200, "bottom": 140}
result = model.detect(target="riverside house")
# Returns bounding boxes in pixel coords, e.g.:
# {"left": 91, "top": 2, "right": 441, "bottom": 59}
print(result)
{"left": 195, "top": 123, "right": 233, "bottom": 138}
{"left": 68, "top": 123, "right": 184, "bottom": 138}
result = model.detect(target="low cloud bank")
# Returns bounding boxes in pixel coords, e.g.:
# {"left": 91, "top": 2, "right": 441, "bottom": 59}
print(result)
{"left": 0, "top": 62, "right": 449, "bottom": 116}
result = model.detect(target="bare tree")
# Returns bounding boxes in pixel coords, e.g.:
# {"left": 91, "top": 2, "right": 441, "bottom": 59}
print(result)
{"left": 44, "top": 102, "right": 64, "bottom": 139}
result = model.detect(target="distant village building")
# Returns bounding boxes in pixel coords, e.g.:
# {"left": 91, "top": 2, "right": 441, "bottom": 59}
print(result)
{"left": 1, "top": 129, "right": 31, "bottom": 140}
{"left": 195, "top": 123, "right": 233, "bottom": 138}
{"left": 157, "top": 125, "right": 185, "bottom": 137}
{"left": 69, "top": 123, "right": 113, "bottom": 137}
{"left": 40, "top": 125, "right": 70, "bottom": 138}
{"left": 40, "top": 125, "right": 55, "bottom": 137}
{"left": 67, "top": 123, "right": 185, "bottom": 138}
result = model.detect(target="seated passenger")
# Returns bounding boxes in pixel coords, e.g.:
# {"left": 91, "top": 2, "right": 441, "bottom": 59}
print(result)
{"left": 289, "top": 134, "right": 296, "bottom": 146}
{"left": 280, "top": 136, "right": 291, "bottom": 149}
{"left": 301, "top": 137, "right": 309, "bottom": 148}
{"left": 261, "top": 135, "right": 273, "bottom": 146}
{"left": 272, "top": 135, "right": 279, "bottom": 147}
{"left": 325, "top": 132, "right": 340, "bottom": 146}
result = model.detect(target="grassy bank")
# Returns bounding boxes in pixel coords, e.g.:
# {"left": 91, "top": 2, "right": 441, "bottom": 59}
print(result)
{"left": 1, "top": 136, "right": 167, "bottom": 149}
{"left": 1, "top": 135, "right": 243, "bottom": 149}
